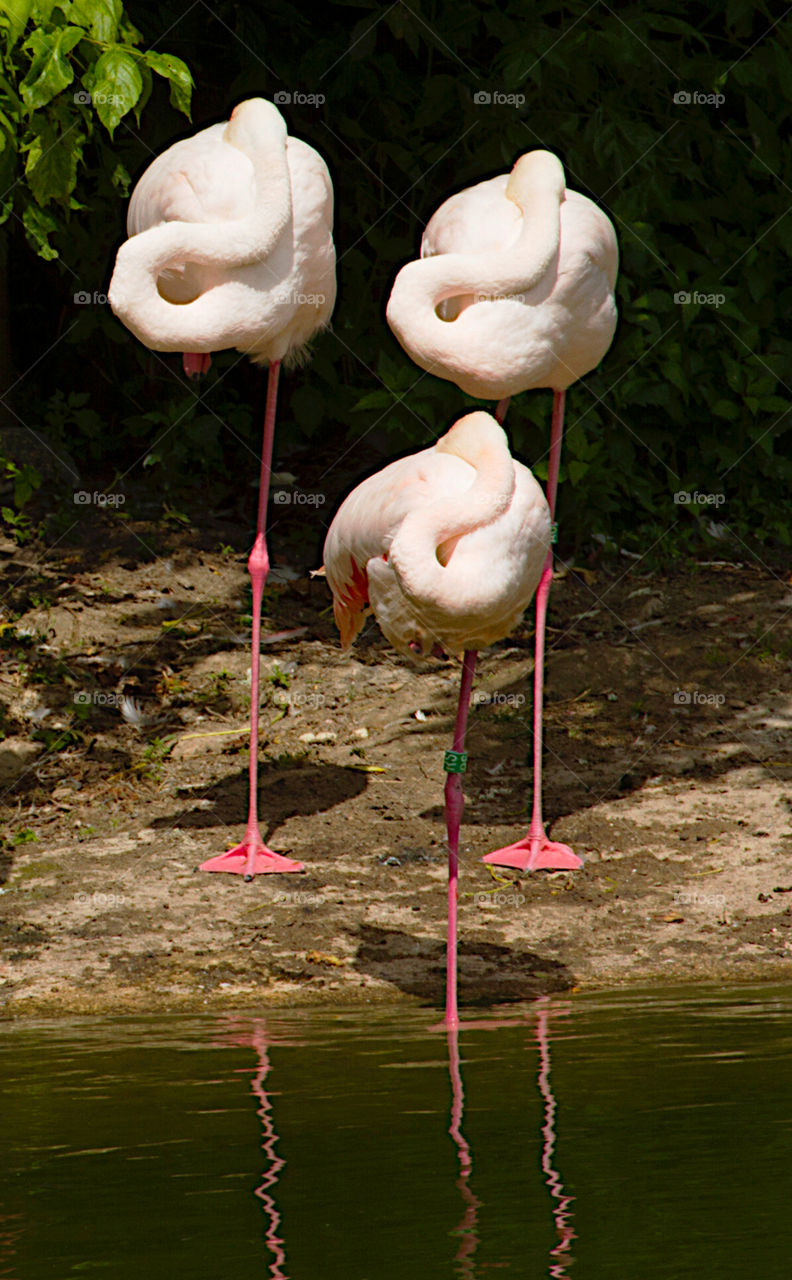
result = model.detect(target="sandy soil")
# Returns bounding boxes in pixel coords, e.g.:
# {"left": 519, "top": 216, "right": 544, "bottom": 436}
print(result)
{"left": 1, "top": 496, "right": 791, "bottom": 1017}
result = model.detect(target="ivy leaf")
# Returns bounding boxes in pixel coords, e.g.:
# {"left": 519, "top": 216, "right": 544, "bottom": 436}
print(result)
{"left": 67, "top": 0, "right": 120, "bottom": 41}
{"left": 0, "top": 0, "right": 33, "bottom": 47}
{"left": 22, "top": 200, "right": 60, "bottom": 258}
{"left": 91, "top": 47, "right": 142, "bottom": 135}
{"left": 145, "top": 51, "right": 192, "bottom": 117}
{"left": 20, "top": 26, "right": 83, "bottom": 111}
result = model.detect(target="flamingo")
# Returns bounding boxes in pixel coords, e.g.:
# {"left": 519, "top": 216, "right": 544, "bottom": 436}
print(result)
{"left": 108, "top": 98, "right": 336, "bottom": 878}
{"left": 323, "top": 410, "right": 551, "bottom": 1026}
{"left": 386, "top": 150, "right": 618, "bottom": 871}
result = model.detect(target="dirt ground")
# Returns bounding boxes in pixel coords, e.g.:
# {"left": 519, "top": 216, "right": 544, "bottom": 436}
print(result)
{"left": 1, "top": 483, "right": 792, "bottom": 1018}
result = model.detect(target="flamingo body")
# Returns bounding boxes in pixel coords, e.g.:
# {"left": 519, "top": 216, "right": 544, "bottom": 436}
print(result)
{"left": 324, "top": 411, "right": 551, "bottom": 658}
{"left": 109, "top": 99, "right": 336, "bottom": 365}
{"left": 386, "top": 151, "right": 618, "bottom": 399}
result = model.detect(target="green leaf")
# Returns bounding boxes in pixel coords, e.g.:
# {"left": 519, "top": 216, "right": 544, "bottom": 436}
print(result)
{"left": 90, "top": 47, "right": 142, "bottom": 135}
{"left": 20, "top": 26, "right": 83, "bottom": 112}
{"left": 712, "top": 399, "right": 740, "bottom": 421}
{"left": 25, "top": 115, "right": 83, "bottom": 203}
{"left": 353, "top": 389, "right": 393, "bottom": 411}
{"left": 67, "top": 0, "right": 120, "bottom": 41}
{"left": 133, "top": 61, "right": 151, "bottom": 124}
{"left": 22, "top": 200, "right": 59, "bottom": 258}
{"left": 110, "top": 159, "right": 129, "bottom": 194}
{"left": 145, "top": 51, "right": 192, "bottom": 117}
{"left": 0, "top": 0, "right": 32, "bottom": 46}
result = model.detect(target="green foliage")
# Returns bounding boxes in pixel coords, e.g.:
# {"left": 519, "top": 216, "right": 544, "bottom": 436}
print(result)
{"left": 0, "top": 0, "right": 192, "bottom": 258}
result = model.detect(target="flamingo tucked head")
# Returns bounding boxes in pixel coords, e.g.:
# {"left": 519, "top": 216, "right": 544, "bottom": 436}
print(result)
{"left": 323, "top": 411, "right": 551, "bottom": 661}
{"left": 386, "top": 149, "right": 618, "bottom": 400}
{"left": 108, "top": 98, "right": 337, "bottom": 370}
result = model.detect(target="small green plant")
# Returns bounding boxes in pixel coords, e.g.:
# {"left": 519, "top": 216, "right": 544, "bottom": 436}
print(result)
{"left": 1, "top": 492, "right": 36, "bottom": 544}
{"left": 135, "top": 735, "right": 175, "bottom": 780}
{"left": 2, "top": 456, "right": 42, "bottom": 507}
{"left": 266, "top": 664, "right": 291, "bottom": 691}
{"left": 11, "top": 828, "right": 37, "bottom": 846}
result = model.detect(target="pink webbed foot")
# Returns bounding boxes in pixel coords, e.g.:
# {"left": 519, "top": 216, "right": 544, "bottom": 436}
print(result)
{"left": 482, "top": 831, "right": 583, "bottom": 872}
{"left": 200, "top": 839, "right": 304, "bottom": 880}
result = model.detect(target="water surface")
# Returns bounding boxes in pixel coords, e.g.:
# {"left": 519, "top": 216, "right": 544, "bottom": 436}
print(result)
{"left": 3, "top": 984, "right": 792, "bottom": 1277}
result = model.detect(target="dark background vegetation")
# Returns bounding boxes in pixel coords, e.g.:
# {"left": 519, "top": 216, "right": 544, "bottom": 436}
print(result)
{"left": 0, "top": 0, "right": 789, "bottom": 561}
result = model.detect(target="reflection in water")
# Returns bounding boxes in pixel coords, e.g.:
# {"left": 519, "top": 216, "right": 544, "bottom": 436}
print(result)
{"left": 250, "top": 1024, "right": 290, "bottom": 1280}
{"left": 0, "top": 1214, "right": 21, "bottom": 1280}
{"left": 536, "top": 1000, "right": 576, "bottom": 1277}
{"left": 216, "top": 1020, "right": 290, "bottom": 1280}
{"left": 447, "top": 1028, "right": 481, "bottom": 1277}
{"left": 446, "top": 1002, "right": 577, "bottom": 1277}
{"left": 218, "top": 1004, "right": 575, "bottom": 1279}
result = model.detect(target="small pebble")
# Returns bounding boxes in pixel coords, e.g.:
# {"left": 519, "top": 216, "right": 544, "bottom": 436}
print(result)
{"left": 298, "top": 731, "right": 337, "bottom": 744}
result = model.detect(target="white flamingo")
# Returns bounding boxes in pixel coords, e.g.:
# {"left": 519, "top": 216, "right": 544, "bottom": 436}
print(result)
{"left": 323, "top": 411, "right": 551, "bottom": 1025}
{"left": 387, "top": 150, "right": 618, "bottom": 870}
{"left": 109, "top": 98, "right": 336, "bottom": 878}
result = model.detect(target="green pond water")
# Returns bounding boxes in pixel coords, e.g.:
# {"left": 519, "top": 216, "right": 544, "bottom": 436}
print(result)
{"left": 2, "top": 984, "right": 792, "bottom": 1278}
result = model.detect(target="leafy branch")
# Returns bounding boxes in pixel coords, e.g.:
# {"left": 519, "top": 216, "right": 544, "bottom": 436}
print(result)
{"left": 0, "top": 0, "right": 193, "bottom": 258}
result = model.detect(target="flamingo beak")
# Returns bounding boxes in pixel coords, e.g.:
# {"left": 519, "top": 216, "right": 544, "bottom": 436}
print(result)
{"left": 183, "top": 352, "right": 212, "bottom": 380}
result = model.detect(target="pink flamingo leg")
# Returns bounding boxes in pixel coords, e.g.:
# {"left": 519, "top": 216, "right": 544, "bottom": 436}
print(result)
{"left": 494, "top": 396, "right": 511, "bottom": 425}
{"left": 483, "top": 390, "right": 582, "bottom": 871}
{"left": 200, "top": 361, "right": 304, "bottom": 878}
{"left": 445, "top": 650, "right": 478, "bottom": 1028}
{"left": 182, "top": 353, "right": 212, "bottom": 379}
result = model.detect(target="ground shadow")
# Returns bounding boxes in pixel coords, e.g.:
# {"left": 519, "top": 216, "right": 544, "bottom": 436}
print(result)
{"left": 151, "top": 760, "right": 367, "bottom": 838}
{"left": 351, "top": 924, "right": 572, "bottom": 1007}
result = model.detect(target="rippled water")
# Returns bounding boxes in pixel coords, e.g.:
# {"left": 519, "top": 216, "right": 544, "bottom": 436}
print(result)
{"left": 3, "top": 984, "right": 792, "bottom": 1277}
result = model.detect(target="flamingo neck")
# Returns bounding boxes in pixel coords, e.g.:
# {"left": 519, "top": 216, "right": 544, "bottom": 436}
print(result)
{"left": 389, "top": 412, "right": 515, "bottom": 617}
{"left": 108, "top": 100, "right": 292, "bottom": 354}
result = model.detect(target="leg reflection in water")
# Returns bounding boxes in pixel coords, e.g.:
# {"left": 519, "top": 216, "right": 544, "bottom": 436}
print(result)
{"left": 444, "top": 1001, "right": 577, "bottom": 1278}
{"left": 217, "top": 1019, "right": 290, "bottom": 1280}
{"left": 447, "top": 1026, "right": 481, "bottom": 1277}
{"left": 250, "top": 1023, "right": 289, "bottom": 1280}
{"left": 536, "top": 998, "right": 576, "bottom": 1277}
